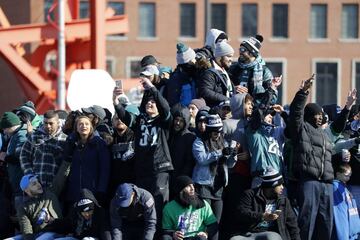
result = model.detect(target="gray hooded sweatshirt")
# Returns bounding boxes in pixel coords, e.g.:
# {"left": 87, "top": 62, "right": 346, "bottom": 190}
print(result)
{"left": 223, "top": 93, "right": 249, "bottom": 148}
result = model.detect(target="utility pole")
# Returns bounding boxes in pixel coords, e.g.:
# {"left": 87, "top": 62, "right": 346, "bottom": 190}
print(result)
{"left": 204, "top": 0, "right": 211, "bottom": 41}
{"left": 57, "top": 0, "right": 66, "bottom": 109}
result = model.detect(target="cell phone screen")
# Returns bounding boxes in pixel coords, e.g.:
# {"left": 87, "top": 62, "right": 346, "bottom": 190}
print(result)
{"left": 115, "top": 80, "right": 123, "bottom": 89}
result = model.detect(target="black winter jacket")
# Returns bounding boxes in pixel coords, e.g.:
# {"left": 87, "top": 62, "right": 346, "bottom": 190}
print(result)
{"left": 115, "top": 87, "right": 173, "bottom": 177}
{"left": 230, "top": 188, "right": 300, "bottom": 240}
{"left": 56, "top": 189, "right": 110, "bottom": 240}
{"left": 197, "top": 67, "right": 233, "bottom": 107}
{"left": 169, "top": 104, "right": 196, "bottom": 178}
{"left": 289, "top": 90, "right": 334, "bottom": 182}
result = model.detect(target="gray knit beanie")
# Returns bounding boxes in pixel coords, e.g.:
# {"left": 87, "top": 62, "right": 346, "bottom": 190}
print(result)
{"left": 214, "top": 41, "right": 234, "bottom": 58}
{"left": 176, "top": 43, "right": 196, "bottom": 64}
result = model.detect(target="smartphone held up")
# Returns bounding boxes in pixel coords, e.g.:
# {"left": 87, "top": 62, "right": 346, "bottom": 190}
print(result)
{"left": 115, "top": 80, "right": 123, "bottom": 89}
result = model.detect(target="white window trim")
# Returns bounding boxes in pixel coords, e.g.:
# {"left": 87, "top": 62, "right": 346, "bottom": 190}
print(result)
{"left": 268, "top": 38, "right": 292, "bottom": 43}
{"left": 263, "top": 58, "right": 288, "bottom": 104}
{"left": 311, "top": 58, "right": 341, "bottom": 105}
{"left": 351, "top": 58, "right": 360, "bottom": 89}
{"left": 107, "top": 35, "right": 128, "bottom": 41}
{"left": 307, "top": 38, "right": 331, "bottom": 43}
{"left": 125, "top": 56, "right": 143, "bottom": 79}
{"left": 338, "top": 38, "right": 360, "bottom": 43}
{"left": 136, "top": 37, "right": 159, "bottom": 41}
{"left": 106, "top": 56, "right": 116, "bottom": 76}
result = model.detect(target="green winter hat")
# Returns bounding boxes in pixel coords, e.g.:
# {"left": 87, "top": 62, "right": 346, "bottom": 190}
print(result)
{"left": 0, "top": 112, "right": 21, "bottom": 129}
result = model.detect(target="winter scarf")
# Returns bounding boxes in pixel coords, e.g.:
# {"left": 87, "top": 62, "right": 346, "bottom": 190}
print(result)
{"left": 238, "top": 56, "right": 265, "bottom": 93}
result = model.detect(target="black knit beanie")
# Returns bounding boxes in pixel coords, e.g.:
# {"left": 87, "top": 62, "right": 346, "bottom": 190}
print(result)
{"left": 174, "top": 176, "right": 193, "bottom": 194}
{"left": 304, "top": 103, "right": 322, "bottom": 126}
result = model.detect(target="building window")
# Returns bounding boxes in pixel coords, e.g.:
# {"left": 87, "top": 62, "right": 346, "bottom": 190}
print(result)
{"left": 180, "top": 3, "right": 196, "bottom": 37}
{"left": 108, "top": 1, "right": 124, "bottom": 15}
{"left": 139, "top": 3, "right": 156, "bottom": 38}
{"left": 242, "top": 3, "right": 257, "bottom": 37}
{"left": 272, "top": 4, "right": 288, "bottom": 38}
{"left": 342, "top": 4, "right": 359, "bottom": 39}
{"left": 315, "top": 62, "right": 338, "bottom": 106}
{"left": 44, "top": 0, "right": 55, "bottom": 22}
{"left": 266, "top": 62, "right": 284, "bottom": 104}
{"left": 79, "top": 0, "right": 89, "bottom": 19}
{"left": 310, "top": 4, "right": 327, "bottom": 39}
{"left": 108, "top": 2, "right": 125, "bottom": 37}
{"left": 211, "top": 3, "right": 227, "bottom": 32}
{"left": 106, "top": 58, "right": 116, "bottom": 77}
{"left": 355, "top": 62, "right": 360, "bottom": 104}
{"left": 129, "top": 60, "right": 142, "bottom": 78}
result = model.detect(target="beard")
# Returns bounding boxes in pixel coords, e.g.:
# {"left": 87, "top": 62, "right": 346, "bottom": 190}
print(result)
{"left": 219, "top": 58, "right": 230, "bottom": 70}
{"left": 177, "top": 191, "right": 205, "bottom": 209}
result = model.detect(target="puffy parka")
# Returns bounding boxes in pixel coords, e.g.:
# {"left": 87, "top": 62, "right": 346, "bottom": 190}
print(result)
{"left": 289, "top": 90, "right": 334, "bottom": 182}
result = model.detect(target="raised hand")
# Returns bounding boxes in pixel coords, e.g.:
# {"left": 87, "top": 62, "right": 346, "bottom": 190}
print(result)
{"left": 140, "top": 76, "right": 155, "bottom": 90}
{"left": 272, "top": 104, "right": 284, "bottom": 113}
{"left": 113, "top": 86, "right": 124, "bottom": 105}
{"left": 300, "top": 73, "right": 315, "bottom": 93}
{"left": 345, "top": 89, "right": 357, "bottom": 109}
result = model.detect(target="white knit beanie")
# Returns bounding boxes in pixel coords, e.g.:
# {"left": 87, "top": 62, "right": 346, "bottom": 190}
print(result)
{"left": 214, "top": 41, "right": 234, "bottom": 58}
{"left": 176, "top": 43, "right": 196, "bottom": 64}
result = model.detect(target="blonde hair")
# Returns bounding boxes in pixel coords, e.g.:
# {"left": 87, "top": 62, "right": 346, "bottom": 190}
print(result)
{"left": 75, "top": 115, "right": 94, "bottom": 139}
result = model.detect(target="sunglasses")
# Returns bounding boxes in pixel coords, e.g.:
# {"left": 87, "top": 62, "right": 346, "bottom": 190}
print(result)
{"left": 239, "top": 47, "right": 248, "bottom": 53}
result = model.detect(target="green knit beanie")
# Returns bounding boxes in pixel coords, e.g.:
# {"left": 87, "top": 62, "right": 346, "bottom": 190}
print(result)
{"left": 0, "top": 112, "right": 21, "bottom": 129}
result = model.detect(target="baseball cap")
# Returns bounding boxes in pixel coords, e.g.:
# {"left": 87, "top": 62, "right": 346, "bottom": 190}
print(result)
{"left": 20, "top": 174, "right": 38, "bottom": 191}
{"left": 115, "top": 183, "right": 134, "bottom": 208}
{"left": 140, "top": 55, "right": 160, "bottom": 68}
{"left": 82, "top": 105, "right": 106, "bottom": 120}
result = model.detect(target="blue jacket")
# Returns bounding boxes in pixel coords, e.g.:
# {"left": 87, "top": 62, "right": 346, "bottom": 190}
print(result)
{"left": 66, "top": 134, "right": 111, "bottom": 202}
{"left": 333, "top": 180, "right": 360, "bottom": 240}
{"left": 192, "top": 137, "right": 237, "bottom": 186}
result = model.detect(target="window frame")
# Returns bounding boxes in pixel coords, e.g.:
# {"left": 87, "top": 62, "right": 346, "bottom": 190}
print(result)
{"left": 309, "top": 4, "right": 328, "bottom": 40}
{"left": 241, "top": 3, "right": 258, "bottom": 38}
{"left": 311, "top": 59, "right": 341, "bottom": 105}
{"left": 272, "top": 3, "right": 289, "bottom": 39}
{"left": 106, "top": 1, "right": 127, "bottom": 40}
{"left": 341, "top": 3, "right": 359, "bottom": 40}
{"left": 211, "top": 3, "right": 227, "bottom": 33}
{"left": 179, "top": 3, "right": 196, "bottom": 38}
{"left": 106, "top": 56, "right": 116, "bottom": 77}
{"left": 138, "top": 2, "right": 157, "bottom": 40}
{"left": 125, "top": 56, "right": 143, "bottom": 79}
{"left": 263, "top": 58, "right": 288, "bottom": 104}
{"left": 351, "top": 59, "right": 360, "bottom": 89}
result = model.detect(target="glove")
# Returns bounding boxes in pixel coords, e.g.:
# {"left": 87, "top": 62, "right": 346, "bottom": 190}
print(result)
{"left": 222, "top": 147, "right": 235, "bottom": 157}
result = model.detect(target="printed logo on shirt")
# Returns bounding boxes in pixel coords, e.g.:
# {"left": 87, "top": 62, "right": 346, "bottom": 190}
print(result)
{"left": 268, "top": 137, "right": 281, "bottom": 157}
{"left": 139, "top": 125, "right": 158, "bottom": 147}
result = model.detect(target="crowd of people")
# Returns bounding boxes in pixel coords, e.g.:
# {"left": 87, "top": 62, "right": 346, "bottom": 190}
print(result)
{"left": 1, "top": 28, "right": 360, "bottom": 240}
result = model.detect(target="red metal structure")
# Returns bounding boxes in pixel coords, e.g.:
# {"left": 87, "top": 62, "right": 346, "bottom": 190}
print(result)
{"left": 0, "top": 0, "right": 128, "bottom": 113}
